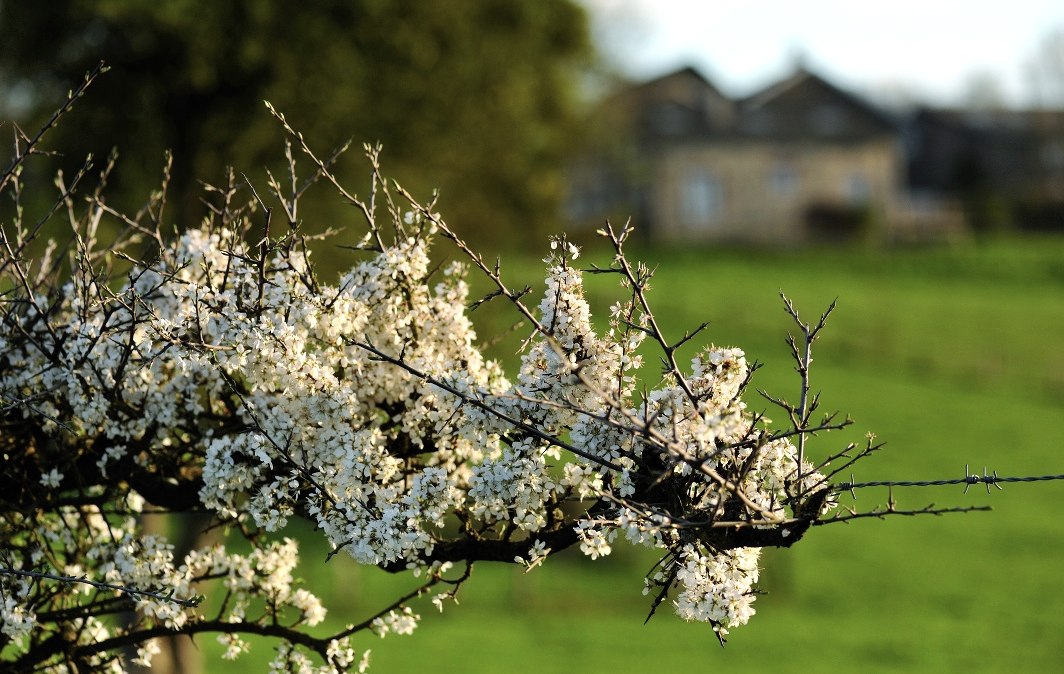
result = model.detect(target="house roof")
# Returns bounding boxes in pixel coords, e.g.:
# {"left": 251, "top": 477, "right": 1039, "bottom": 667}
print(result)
{"left": 736, "top": 68, "right": 899, "bottom": 141}
{"left": 601, "top": 65, "right": 735, "bottom": 140}
{"left": 613, "top": 65, "right": 899, "bottom": 144}
{"left": 621, "top": 65, "right": 720, "bottom": 97}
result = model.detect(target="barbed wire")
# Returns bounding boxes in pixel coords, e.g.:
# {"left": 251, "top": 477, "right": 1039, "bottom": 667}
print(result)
{"left": 835, "top": 464, "right": 1064, "bottom": 495}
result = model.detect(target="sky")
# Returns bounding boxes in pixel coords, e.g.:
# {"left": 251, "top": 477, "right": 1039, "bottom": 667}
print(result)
{"left": 582, "top": 0, "right": 1064, "bottom": 107}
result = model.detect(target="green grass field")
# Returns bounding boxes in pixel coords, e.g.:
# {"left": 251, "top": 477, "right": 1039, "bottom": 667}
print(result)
{"left": 207, "top": 235, "right": 1064, "bottom": 673}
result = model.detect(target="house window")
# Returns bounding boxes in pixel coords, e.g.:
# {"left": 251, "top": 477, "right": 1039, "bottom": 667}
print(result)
{"left": 1042, "top": 141, "right": 1064, "bottom": 170}
{"left": 648, "top": 103, "right": 692, "bottom": 136}
{"left": 845, "top": 173, "right": 870, "bottom": 203}
{"left": 746, "top": 110, "right": 774, "bottom": 136}
{"left": 681, "top": 171, "right": 723, "bottom": 226}
{"left": 770, "top": 160, "right": 797, "bottom": 195}
{"left": 810, "top": 104, "right": 844, "bottom": 135}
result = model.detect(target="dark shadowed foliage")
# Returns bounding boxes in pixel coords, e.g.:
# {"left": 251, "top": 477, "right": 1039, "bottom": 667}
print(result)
{"left": 0, "top": 0, "right": 592, "bottom": 248}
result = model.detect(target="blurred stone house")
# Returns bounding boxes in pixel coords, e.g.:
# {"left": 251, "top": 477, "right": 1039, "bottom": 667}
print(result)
{"left": 567, "top": 66, "right": 964, "bottom": 243}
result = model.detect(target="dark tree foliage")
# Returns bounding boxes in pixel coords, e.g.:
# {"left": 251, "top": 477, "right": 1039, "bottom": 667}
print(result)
{"left": 0, "top": 0, "right": 592, "bottom": 247}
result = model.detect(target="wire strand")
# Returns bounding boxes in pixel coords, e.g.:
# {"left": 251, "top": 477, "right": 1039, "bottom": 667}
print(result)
{"left": 835, "top": 465, "right": 1064, "bottom": 495}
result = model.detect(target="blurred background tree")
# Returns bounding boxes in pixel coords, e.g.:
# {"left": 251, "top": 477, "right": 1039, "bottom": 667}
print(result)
{"left": 0, "top": 0, "right": 593, "bottom": 253}
{"left": 1027, "top": 25, "right": 1064, "bottom": 107}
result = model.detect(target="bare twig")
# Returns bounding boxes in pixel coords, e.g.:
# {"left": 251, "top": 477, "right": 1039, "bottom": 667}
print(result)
{"left": 0, "top": 566, "right": 202, "bottom": 608}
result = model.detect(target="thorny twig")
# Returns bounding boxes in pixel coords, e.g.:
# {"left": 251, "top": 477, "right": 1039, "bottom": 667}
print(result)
{"left": 0, "top": 566, "right": 202, "bottom": 608}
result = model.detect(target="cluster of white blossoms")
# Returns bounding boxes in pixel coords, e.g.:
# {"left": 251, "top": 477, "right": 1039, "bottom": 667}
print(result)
{"left": 1, "top": 207, "right": 832, "bottom": 669}
{"left": 0, "top": 496, "right": 345, "bottom": 668}
{"left": 671, "top": 545, "right": 761, "bottom": 631}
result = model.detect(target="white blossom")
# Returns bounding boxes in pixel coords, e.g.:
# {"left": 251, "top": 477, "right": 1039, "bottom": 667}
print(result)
{"left": 1, "top": 187, "right": 836, "bottom": 671}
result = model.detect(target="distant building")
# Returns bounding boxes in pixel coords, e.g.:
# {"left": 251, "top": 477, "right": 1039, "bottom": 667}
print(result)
{"left": 906, "top": 106, "right": 1064, "bottom": 231}
{"left": 568, "top": 66, "right": 965, "bottom": 244}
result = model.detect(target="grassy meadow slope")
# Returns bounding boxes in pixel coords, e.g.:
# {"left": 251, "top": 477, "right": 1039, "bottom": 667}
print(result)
{"left": 211, "top": 236, "right": 1064, "bottom": 673}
